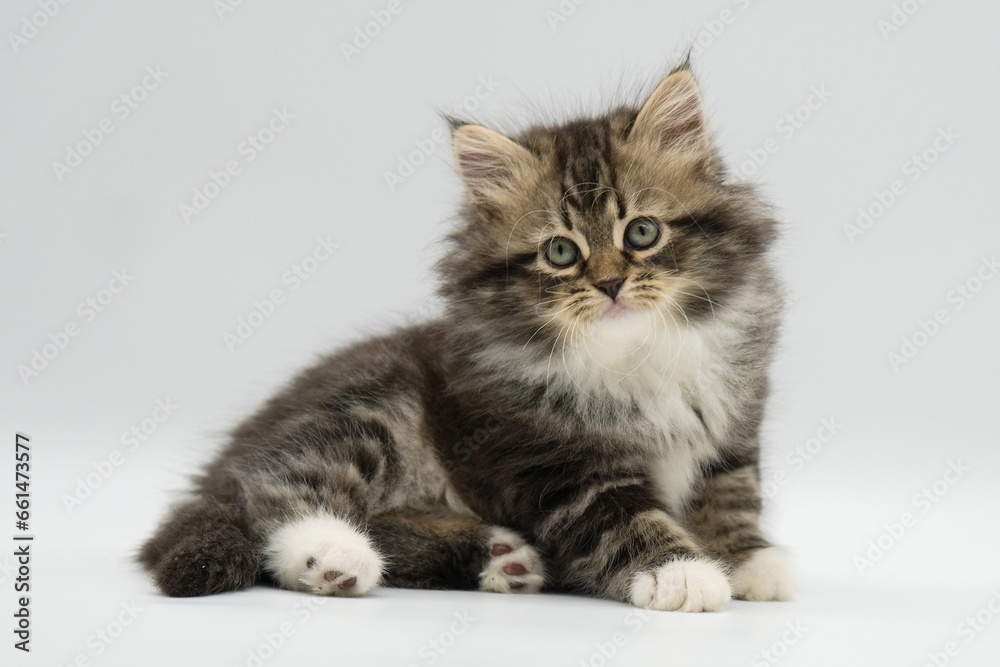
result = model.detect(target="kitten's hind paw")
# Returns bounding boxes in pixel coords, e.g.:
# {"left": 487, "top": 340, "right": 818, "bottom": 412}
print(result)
{"left": 730, "top": 546, "right": 796, "bottom": 601}
{"left": 630, "top": 558, "right": 731, "bottom": 612}
{"left": 266, "top": 515, "right": 383, "bottom": 596}
{"left": 479, "top": 527, "right": 545, "bottom": 594}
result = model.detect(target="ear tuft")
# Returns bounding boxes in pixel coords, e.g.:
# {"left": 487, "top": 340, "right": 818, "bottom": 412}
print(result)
{"left": 442, "top": 114, "right": 468, "bottom": 132}
{"left": 631, "top": 68, "right": 707, "bottom": 149}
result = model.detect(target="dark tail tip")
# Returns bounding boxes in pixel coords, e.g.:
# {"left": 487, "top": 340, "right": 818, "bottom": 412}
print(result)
{"left": 138, "top": 501, "right": 261, "bottom": 597}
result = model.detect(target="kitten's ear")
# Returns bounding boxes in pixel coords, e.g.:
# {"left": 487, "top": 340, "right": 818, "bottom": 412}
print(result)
{"left": 631, "top": 67, "right": 709, "bottom": 150}
{"left": 452, "top": 124, "right": 538, "bottom": 210}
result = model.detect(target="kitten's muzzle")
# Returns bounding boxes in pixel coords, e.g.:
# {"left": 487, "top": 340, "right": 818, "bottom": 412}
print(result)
{"left": 595, "top": 278, "right": 625, "bottom": 301}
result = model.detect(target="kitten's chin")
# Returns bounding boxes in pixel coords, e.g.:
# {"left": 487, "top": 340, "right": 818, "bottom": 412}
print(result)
{"left": 583, "top": 306, "right": 656, "bottom": 345}
{"left": 602, "top": 301, "right": 633, "bottom": 320}
{"left": 593, "top": 298, "right": 658, "bottom": 325}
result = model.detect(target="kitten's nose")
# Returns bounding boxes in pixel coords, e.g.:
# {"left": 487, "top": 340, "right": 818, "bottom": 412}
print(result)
{"left": 596, "top": 278, "right": 624, "bottom": 300}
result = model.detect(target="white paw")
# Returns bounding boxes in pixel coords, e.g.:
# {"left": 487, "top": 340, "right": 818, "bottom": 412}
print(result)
{"left": 730, "top": 547, "right": 796, "bottom": 601}
{"left": 479, "top": 527, "right": 545, "bottom": 594}
{"left": 265, "top": 514, "right": 383, "bottom": 596}
{"left": 630, "top": 558, "right": 731, "bottom": 612}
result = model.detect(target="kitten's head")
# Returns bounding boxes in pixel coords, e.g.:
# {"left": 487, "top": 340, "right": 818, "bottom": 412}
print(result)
{"left": 439, "top": 64, "right": 777, "bottom": 361}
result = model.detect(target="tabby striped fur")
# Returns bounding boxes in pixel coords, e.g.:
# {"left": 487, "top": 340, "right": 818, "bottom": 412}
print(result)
{"left": 139, "top": 62, "right": 795, "bottom": 610}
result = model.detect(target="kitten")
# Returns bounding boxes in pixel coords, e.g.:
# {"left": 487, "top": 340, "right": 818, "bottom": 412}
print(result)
{"left": 139, "top": 62, "right": 795, "bottom": 611}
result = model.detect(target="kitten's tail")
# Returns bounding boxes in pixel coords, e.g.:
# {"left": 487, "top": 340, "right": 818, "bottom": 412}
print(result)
{"left": 137, "top": 496, "right": 261, "bottom": 597}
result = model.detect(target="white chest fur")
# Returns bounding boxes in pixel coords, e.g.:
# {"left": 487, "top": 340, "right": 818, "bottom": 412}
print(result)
{"left": 472, "top": 308, "right": 744, "bottom": 513}
{"left": 557, "top": 310, "right": 738, "bottom": 513}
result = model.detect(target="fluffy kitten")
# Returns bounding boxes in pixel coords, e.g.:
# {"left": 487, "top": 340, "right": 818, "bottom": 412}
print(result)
{"left": 139, "top": 63, "right": 795, "bottom": 611}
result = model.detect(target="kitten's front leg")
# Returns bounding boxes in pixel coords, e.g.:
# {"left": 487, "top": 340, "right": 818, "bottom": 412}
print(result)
{"left": 539, "top": 481, "right": 731, "bottom": 612}
{"left": 687, "top": 464, "right": 796, "bottom": 601}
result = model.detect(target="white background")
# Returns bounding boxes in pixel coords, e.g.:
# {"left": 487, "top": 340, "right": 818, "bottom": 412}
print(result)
{"left": 2, "top": 0, "right": 999, "bottom": 665}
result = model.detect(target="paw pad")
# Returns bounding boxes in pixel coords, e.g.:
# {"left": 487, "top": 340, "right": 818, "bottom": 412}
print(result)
{"left": 266, "top": 515, "right": 383, "bottom": 597}
{"left": 479, "top": 528, "right": 544, "bottom": 594}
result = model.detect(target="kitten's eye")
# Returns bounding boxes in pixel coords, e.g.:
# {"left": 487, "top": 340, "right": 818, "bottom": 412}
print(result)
{"left": 545, "top": 237, "right": 580, "bottom": 268}
{"left": 624, "top": 218, "right": 661, "bottom": 249}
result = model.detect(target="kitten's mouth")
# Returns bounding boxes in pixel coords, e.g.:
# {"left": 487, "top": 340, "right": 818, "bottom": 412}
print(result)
{"left": 601, "top": 300, "right": 633, "bottom": 319}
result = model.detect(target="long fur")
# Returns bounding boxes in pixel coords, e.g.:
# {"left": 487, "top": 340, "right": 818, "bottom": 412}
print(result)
{"left": 139, "top": 63, "right": 794, "bottom": 609}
